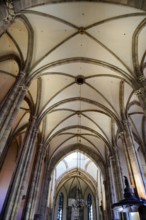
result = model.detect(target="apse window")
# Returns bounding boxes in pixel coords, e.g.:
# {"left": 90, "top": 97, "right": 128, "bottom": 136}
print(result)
{"left": 57, "top": 192, "right": 64, "bottom": 220}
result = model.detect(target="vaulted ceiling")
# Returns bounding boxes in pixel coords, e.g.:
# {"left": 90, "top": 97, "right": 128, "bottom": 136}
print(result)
{"left": 0, "top": 1, "right": 146, "bottom": 172}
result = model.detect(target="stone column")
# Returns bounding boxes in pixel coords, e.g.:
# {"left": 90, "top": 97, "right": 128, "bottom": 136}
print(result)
{"left": 96, "top": 198, "right": 100, "bottom": 220}
{"left": 0, "top": 71, "right": 28, "bottom": 161}
{"left": 135, "top": 76, "right": 146, "bottom": 116}
{"left": 122, "top": 120, "right": 146, "bottom": 198}
{"left": 113, "top": 147, "right": 124, "bottom": 200}
{"left": 0, "top": 115, "right": 38, "bottom": 220}
{"left": 0, "top": 71, "right": 26, "bottom": 129}
{"left": 104, "top": 160, "right": 113, "bottom": 220}
{"left": 109, "top": 156, "right": 117, "bottom": 203}
{"left": 22, "top": 143, "right": 45, "bottom": 220}
{"left": 38, "top": 164, "right": 51, "bottom": 220}
{"left": 109, "top": 156, "right": 120, "bottom": 220}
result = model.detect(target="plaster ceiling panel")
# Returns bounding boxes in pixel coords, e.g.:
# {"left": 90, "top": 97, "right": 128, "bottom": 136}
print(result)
{"left": 24, "top": 12, "right": 76, "bottom": 69}
{"left": 129, "top": 114, "right": 144, "bottom": 140}
{"left": 82, "top": 112, "right": 112, "bottom": 141}
{"left": 79, "top": 139, "right": 105, "bottom": 157}
{"left": 49, "top": 129, "right": 103, "bottom": 154}
{"left": 89, "top": 16, "right": 146, "bottom": 72}
{"left": 64, "top": 176, "right": 87, "bottom": 194}
{"left": 0, "top": 60, "right": 19, "bottom": 77}
{"left": 0, "top": 33, "right": 19, "bottom": 59}
{"left": 79, "top": 115, "right": 109, "bottom": 140}
{"left": 42, "top": 62, "right": 124, "bottom": 78}
{"left": 51, "top": 97, "right": 113, "bottom": 115}
{"left": 31, "top": 3, "right": 144, "bottom": 27}
{"left": 43, "top": 84, "right": 81, "bottom": 110}
{"left": 7, "top": 18, "right": 28, "bottom": 62}
{"left": 48, "top": 115, "right": 80, "bottom": 138}
{"left": 35, "top": 33, "right": 129, "bottom": 73}
{"left": 0, "top": 73, "right": 15, "bottom": 102}
{"left": 39, "top": 75, "right": 74, "bottom": 109}
{"left": 49, "top": 135, "right": 77, "bottom": 155}
{"left": 48, "top": 100, "right": 81, "bottom": 113}
{"left": 81, "top": 135, "right": 106, "bottom": 159}
{"left": 86, "top": 77, "right": 121, "bottom": 116}
{"left": 63, "top": 178, "right": 75, "bottom": 194}
{"left": 45, "top": 110, "right": 75, "bottom": 138}
{"left": 20, "top": 97, "right": 31, "bottom": 110}
{"left": 80, "top": 83, "right": 117, "bottom": 113}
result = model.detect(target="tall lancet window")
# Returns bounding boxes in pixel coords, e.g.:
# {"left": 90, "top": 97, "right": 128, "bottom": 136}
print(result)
{"left": 57, "top": 192, "right": 64, "bottom": 220}
{"left": 87, "top": 194, "right": 93, "bottom": 220}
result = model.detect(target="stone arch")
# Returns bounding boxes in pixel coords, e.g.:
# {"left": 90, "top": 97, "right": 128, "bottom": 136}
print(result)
{"left": 47, "top": 143, "right": 106, "bottom": 180}
{"left": 13, "top": 0, "right": 146, "bottom": 12}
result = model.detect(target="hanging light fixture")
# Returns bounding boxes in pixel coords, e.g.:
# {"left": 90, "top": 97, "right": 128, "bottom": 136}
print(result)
{"left": 68, "top": 152, "right": 86, "bottom": 220}
{"left": 72, "top": 152, "right": 85, "bottom": 208}
{"left": 71, "top": 183, "right": 85, "bottom": 209}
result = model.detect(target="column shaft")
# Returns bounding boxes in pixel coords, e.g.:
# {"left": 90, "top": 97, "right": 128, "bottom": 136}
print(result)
{"left": 122, "top": 120, "right": 146, "bottom": 197}
{"left": 0, "top": 116, "right": 38, "bottom": 220}
{"left": 110, "top": 148, "right": 124, "bottom": 202}
{"left": 0, "top": 71, "right": 28, "bottom": 159}
{"left": 39, "top": 165, "right": 51, "bottom": 220}
{"left": 23, "top": 143, "right": 45, "bottom": 220}
{"left": 104, "top": 164, "right": 113, "bottom": 220}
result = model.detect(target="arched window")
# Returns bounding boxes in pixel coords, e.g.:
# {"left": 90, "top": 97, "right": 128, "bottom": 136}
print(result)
{"left": 57, "top": 192, "right": 64, "bottom": 220}
{"left": 87, "top": 194, "right": 93, "bottom": 220}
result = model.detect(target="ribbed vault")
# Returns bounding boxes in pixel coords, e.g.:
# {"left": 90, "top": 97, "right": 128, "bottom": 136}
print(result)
{"left": 0, "top": 1, "right": 146, "bottom": 219}
{"left": 1, "top": 1, "right": 145, "bottom": 164}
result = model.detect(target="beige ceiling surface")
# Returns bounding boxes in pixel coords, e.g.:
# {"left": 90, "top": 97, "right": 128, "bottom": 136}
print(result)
{"left": 0, "top": 2, "right": 146, "bottom": 167}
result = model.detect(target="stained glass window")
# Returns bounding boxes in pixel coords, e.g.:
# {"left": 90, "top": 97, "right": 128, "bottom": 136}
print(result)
{"left": 87, "top": 194, "right": 93, "bottom": 220}
{"left": 57, "top": 192, "right": 64, "bottom": 220}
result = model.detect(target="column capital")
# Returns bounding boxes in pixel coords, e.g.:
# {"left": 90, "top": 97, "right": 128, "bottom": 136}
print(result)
{"left": 29, "top": 115, "right": 37, "bottom": 122}
{"left": 113, "top": 146, "right": 118, "bottom": 153}
{"left": 122, "top": 119, "right": 130, "bottom": 126}
{"left": 134, "top": 87, "right": 145, "bottom": 96}
{"left": 109, "top": 155, "right": 115, "bottom": 160}
{"left": 138, "top": 75, "right": 146, "bottom": 83}
{"left": 17, "top": 85, "right": 28, "bottom": 91}
{"left": 118, "top": 131, "right": 124, "bottom": 137}
{"left": 20, "top": 70, "right": 27, "bottom": 76}
{"left": 5, "top": 0, "right": 15, "bottom": 20}
{"left": 0, "top": 0, "right": 15, "bottom": 34}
